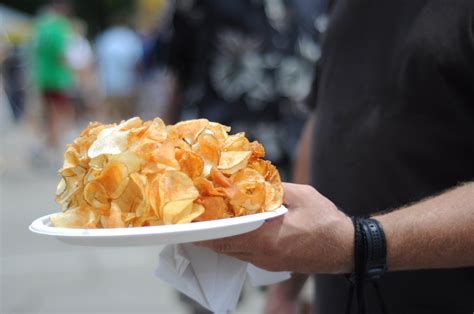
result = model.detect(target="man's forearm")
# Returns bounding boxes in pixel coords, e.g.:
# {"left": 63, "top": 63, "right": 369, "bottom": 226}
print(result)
{"left": 375, "top": 182, "right": 474, "bottom": 271}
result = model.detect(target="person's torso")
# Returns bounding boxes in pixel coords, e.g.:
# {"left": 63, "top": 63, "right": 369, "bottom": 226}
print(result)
{"left": 33, "top": 14, "right": 74, "bottom": 90}
{"left": 310, "top": 0, "right": 474, "bottom": 312}
{"left": 96, "top": 27, "right": 143, "bottom": 97}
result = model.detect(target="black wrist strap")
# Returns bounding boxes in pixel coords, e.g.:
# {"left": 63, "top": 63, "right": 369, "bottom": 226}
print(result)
{"left": 360, "top": 219, "right": 387, "bottom": 280}
{"left": 346, "top": 216, "right": 388, "bottom": 314}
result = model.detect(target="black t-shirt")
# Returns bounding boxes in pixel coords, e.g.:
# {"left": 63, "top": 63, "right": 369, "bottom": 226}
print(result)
{"left": 310, "top": 0, "right": 474, "bottom": 313}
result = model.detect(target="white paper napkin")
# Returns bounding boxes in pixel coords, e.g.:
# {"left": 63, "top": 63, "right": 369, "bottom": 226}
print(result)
{"left": 155, "top": 244, "right": 290, "bottom": 313}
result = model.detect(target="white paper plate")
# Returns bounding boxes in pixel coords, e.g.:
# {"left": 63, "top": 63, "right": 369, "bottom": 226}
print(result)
{"left": 29, "top": 206, "right": 287, "bottom": 247}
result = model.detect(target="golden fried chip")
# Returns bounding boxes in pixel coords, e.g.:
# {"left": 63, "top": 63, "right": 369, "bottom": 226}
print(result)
{"left": 89, "top": 155, "right": 107, "bottom": 170}
{"left": 193, "top": 177, "right": 226, "bottom": 196}
{"left": 194, "top": 133, "right": 220, "bottom": 176}
{"left": 263, "top": 181, "right": 281, "bottom": 211}
{"left": 95, "top": 160, "right": 129, "bottom": 199}
{"left": 115, "top": 173, "right": 148, "bottom": 216}
{"left": 210, "top": 167, "right": 232, "bottom": 188}
{"left": 144, "top": 117, "right": 167, "bottom": 142}
{"left": 56, "top": 178, "right": 67, "bottom": 196}
{"left": 229, "top": 168, "right": 266, "bottom": 214}
{"left": 56, "top": 174, "right": 84, "bottom": 207}
{"left": 109, "top": 151, "right": 141, "bottom": 173}
{"left": 50, "top": 207, "right": 98, "bottom": 228}
{"left": 231, "top": 168, "right": 265, "bottom": 184}
{"left": 206, "top": 122, "right": 230, "bottom": 141}
{"left": 83, "top": 168, "right": 101, "bottom": 184}
{"left": 250, "top": 141, "right": 265, "bottom": 159}
{"left": 119, "top": 117, "right": 143, "bottom": 130}
{"left": 217, "top": 151, "right": 251, "bottom": 174}
{"left": 134, "top": 139, "right": 158, "bottom": 164}
{"left": 177, "top": 149, "right": 204, "bottom": 178}
{"left": 62, "top": 145, "right": 80, "bottom": 170}
{"left": 223, "top": 132, "right": 250, "bottom": 151}
{"left": 195, "top": 196, "right": 231, "bottom": 221}
{"left": 248, "top": 159, "right": 270, "bottom": 177}
{"left": 161, "top": 199, "right": 193, "bottom": 224}
{"left": 83, "top": 181, "right": 109, "bottom": 209}
{"left": 102, "top": 202, "right": 125, "bottom": 228}
{"left": 173, "top": 202, "right": 205, "bottom": 224}
{"left": 88, "top": 123, "right": 130, "bottom": 158}
{"left": 142, "top": 140, "right": 180, "bottom": 174}
{"left": 147, "top": 174, "right": 161, "bottom": 218}
{"left": 159, "top": 171, "right": 199, "bottom": 224}
{"left": 169, "top": 119, "right": 209, "bottom": 145}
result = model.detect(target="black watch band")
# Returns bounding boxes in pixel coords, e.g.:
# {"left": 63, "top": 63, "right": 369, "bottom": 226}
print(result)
{"left": 359, "top": 218, "right": 387, "bottom": 280}
{"left": 346, "top": 216, "right": 388, "bottom": 314}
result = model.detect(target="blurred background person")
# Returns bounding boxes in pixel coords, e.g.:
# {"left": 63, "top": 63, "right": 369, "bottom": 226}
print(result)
{"left": 95, "top": 14, "right": 144, "bottom": 122}
{"left": 30, "top": 0, "right": 75, "bottom": 155}
{"left": 65, "top": 18, "right": 100, "bottom": 123}
{"left": 1, "top": 4, "right": 31, "bottom": 126}
{"left": 2, "top": 43, "right": 26, "bottom": 123}
{"left": 135, "top": 0, "right": 175, "bottom": 122}
{"left": 160, "top": 0, "right": 327, "bottom": 180}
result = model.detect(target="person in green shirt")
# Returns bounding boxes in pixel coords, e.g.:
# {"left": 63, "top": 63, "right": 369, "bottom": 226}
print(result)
{"left": 31, "top": 1, "right": 75, "bottom": 151}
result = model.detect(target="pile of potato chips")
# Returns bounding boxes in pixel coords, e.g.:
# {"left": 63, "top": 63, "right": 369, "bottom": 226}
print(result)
{"left": 51, "top": 117, "right": 283, "bottom": 228}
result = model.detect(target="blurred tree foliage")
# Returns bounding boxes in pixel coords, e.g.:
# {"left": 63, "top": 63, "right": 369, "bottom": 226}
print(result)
{"left": 2, "top": 0, "right": 135, "bottom": 38}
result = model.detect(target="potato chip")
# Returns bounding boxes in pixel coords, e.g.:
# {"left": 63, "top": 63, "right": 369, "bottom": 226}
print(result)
{"left": 144, "top": 118, "right": 167, "bottom": 142}
{"left": 177, "top": 149, "right": 204, "bottom": 178}
{"left": 114, "top": 173, "right": 147, "bottom": 216}
{"left": 218, "top": 151, "right": 251, "bottom": 174}
{"left": 147, "top": 174, "right": 161, "bottom": 217}
{"left": 250, "top": 141, "right": 265, "bottom": 159}
{"left": 193, "top": 177, "right": 226, "bottom": 196}
{"left": 161, "top": 199, "right": 193, "bottom": 224}
{"left": 56, "top": 178, "right": 67, "bottom": 196}
{"left": 229, "top": 168, "right": 266, "bottom": 214}
{"left": 173, "top": 202, "right": 205, "bottom": 224}
{"left": 95, "top": 160, "right": 129, "bottom": 199}
{"left": 50, "top": 207, "right": 97, "bottom": 228}
{"left": 102, "top": 202, "right": 126, "bottom": 228}
{"left": 169, "top": 118, "right": 209, "bottom": 145}
{"left": 159, "top": 171, "right": 199, "bottom": 224}
{"left": 62, "top": 145, "right": 80, "bottom": 170}
{"left": 83, "top": 180, "right": 109, "bottom": 209}
{"left": 119, "top": 117, "right": 143, "bottom": 130}
{"left": 89, "top": 155, "right": 107, "bottom": 170}
{"left": 231, "top": 168, "right": 265, "bottom": 184}
{"left": 83, "top": 168, "right": 101, "bottom": 184}
{"left": 56, "top": 174, "right": 84, "bottom": 207}
{"left": 195, "top": 196, "right": 231, "bottom": 221}
{"left": 263, "top": 181, "right": 280, "bottom": 211}
{"left": 88, "top": 121, "right": 131, "bottom": 158}
{"left": 133, "top": 139, "right": 159, "bottom": 165}
{"left": 194, "top": 133, "right": 220, "bottom": 176}
{"left": 206, "top": 122, "right": 230, "bottom": 141}
{"left": 153, "top": 140, "right": 180, "bottom": 170}
{"left": 223, "top": 133, "right": 250, "bottom": 151}
{"left": 52, "top": 117, "right": 283, "bottom": 228}
{"left": 109, "top": 151, "right": 141, "bottom": 173}
{"left": 210, "top": 167, "right": 232, "bottom": 188}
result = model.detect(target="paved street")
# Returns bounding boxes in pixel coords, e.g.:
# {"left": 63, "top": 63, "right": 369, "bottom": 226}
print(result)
{"left": 0, "top": 123, "right": 266, "bottom": 314}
